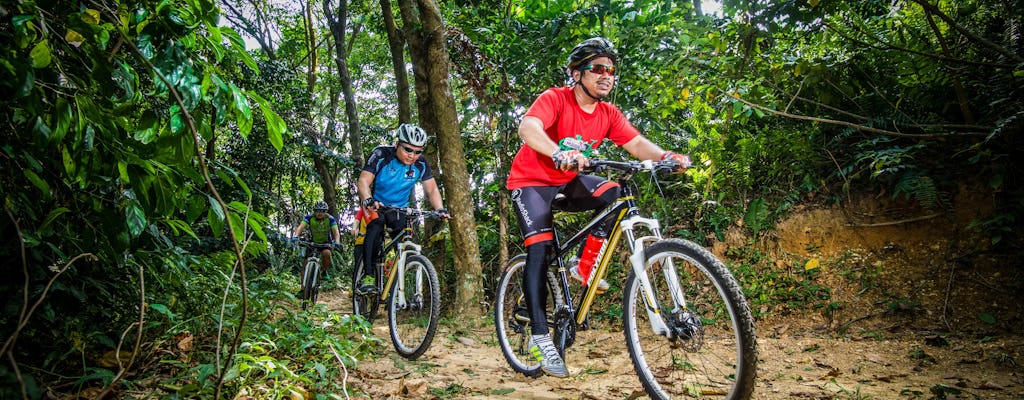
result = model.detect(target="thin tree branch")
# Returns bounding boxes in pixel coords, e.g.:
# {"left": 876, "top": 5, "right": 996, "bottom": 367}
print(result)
{"left": 822, "top": 20, "right": 1016, "bottom": 69}
{"left": 730, "top": 94, "right": 991, "bottom": 138}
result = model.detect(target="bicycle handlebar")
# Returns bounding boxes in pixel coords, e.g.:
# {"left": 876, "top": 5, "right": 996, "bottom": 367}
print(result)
{"left": 294, "top": 240, "right": 334, "bottom": 250}
{"left": 582, "top": 158, "right": 688, "bottom": 174}
{"left": 375, "top": 205, "right": 449, "bottom": 220}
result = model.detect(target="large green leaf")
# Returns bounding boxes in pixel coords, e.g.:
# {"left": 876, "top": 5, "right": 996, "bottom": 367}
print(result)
{"left": 126, "top": 200, "right": 147, "bottom": 237}
{"left": 230, "top": 83, "right": 252, "bottom": 137}
{"left": 23, "top": 168, "right": 50, "bottom": 197}
{"left": 29, "top": 40, "right": 51, "bottom": 68}
{"left": 250, "top": 93, "right": 286, "bottom": 152}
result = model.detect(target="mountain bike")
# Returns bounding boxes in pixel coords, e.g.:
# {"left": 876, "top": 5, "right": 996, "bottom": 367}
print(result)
{"left": 294, "top": 240, "right": 334, "bottom": 310}
{"left": 352, "top": 206, "right": 443, "bottom": 360}
{"left": 494, "top": 159, "right": 758, "bottom": 399}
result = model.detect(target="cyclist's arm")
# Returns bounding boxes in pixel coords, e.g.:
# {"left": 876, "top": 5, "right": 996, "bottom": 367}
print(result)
{"left": 331, "top": 225, "right": 341, "bottom": 244}
{"left": 293, "top": 221, "right": 308, "bottom": 238}
{"left": 520, "top": 115, "right": 588, "bottom": 170}
{"left": 518, "top": 116, "right": 559, "bottom": 158}
{"left": 622, "top": 135, "right": 668, "bottom": 161}
{"left": 422, "top": 177, "right": 445, "bottom": 211}
{"left": 357, "top": 170, "right": 376, "bottom": 208}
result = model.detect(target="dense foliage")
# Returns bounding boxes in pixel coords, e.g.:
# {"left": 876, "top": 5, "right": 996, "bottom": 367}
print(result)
{"left": 2, "top": 0, "right": 1020, "bottom": 398}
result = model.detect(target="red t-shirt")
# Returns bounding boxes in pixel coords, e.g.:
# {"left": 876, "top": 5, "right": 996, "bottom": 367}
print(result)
{"left": 507, "top": 86, "right": 640, "bottom": 189}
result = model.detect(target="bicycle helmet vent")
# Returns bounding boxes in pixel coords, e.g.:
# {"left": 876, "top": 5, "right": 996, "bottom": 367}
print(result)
{"left": 313, "top": 201, "right": 328, "bottom": 212}
{"left": 396, "top": 123, "right": 428, "bottom": 147}
{"left": 566, "top": 37, "right": 618, "bottom": 72}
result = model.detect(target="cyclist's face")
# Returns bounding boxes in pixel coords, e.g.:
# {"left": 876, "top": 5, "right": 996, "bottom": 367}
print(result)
{"left": 396, "top": 141, "right": 423, "bottom": 165}
{"left": 314, "top": 211, "right": 327, "bottom": 219}
{"left": 575, "top": 56, "right": 616, "bottom": 98}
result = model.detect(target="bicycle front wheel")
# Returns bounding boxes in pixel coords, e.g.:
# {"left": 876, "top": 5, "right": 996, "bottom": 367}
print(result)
{"left": 388, "top": 254, "right": 440, "bottom": 359}
{"left": 352, "top": 259, "right": 381, "bottom": 322}
{"left": 493, "top": 254, "right": 563, "bottom": 377}
{"left": 623, "top": 239, "right": 757, "bottom": 400}
{"left": 301, "top": 260, "right": 319, "bottom": 310}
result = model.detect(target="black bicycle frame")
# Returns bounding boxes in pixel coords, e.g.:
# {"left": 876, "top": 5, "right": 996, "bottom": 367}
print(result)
{"left": 549, "top": 172, "right": 644, "bottom": 326}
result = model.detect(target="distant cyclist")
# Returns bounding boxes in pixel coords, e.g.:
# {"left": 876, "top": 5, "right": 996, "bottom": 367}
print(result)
{"left": 356, "top": 123, "right": 450, "bottom": 294}
{"left": 507, "top": 37, "right": 691, "bottom": 378}
{"left": 292, "top": 201, "right": 341, "bottom": 278}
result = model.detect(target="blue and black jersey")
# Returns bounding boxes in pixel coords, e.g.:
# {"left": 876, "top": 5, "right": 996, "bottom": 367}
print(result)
{"left": 361, "top": 146, "right": 434, "bottom": 207}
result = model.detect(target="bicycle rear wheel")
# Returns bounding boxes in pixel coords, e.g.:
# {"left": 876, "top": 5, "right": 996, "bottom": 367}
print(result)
{"left": 352, "top": 257, "right": 381, "bottom": 322}
{"left": 388, "top": 254, "right": 440, "bottom": 359}
{"left": 494, "top": 255, "right": 563, "bottom": 377}
{"left": 623, "top": 239, "right": 757, "bottom": 400}
{"left": 301, "top": 260, "right": 319, "bottom": 310}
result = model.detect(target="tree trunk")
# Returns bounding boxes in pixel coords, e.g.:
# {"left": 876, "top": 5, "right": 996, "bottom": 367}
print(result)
{"left": 325, "top": 0, "right": 364, "bottom": 166}
{"left": 397, "top": 0, "right": 484, "bottom": 319}
{"left": 379, "top": 0, "right": 412, "bottom": 123}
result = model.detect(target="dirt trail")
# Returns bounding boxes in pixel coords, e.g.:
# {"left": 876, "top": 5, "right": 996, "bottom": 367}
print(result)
{"left": 319, "top": 289, "right": 1024, "bottom": 399}
{"left": 325, "top": 197, "right": 1024, "bottom": 399}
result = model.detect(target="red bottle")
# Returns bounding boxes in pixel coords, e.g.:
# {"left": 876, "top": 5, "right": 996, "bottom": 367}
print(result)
{"left": 576, "top": 234, "right": 607, "bottom": 285}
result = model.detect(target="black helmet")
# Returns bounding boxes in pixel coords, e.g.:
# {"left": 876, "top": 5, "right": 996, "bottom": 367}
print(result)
{"left": 566, "top": 37, "right": 618, "bottom": 72}
{"left": 313, "top": 201, "right": 328, "bottom": 212}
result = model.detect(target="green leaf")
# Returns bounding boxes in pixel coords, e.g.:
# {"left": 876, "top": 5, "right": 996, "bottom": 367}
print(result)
{"left": 221, "top": 27, "right": 257, "bottom": 72}
{"left": 118, "top": 160, "right": 130, "bottom": 183}
{"left": 54, "top": 98, "right": 72, "bottom": 142}
{"left": 250, "top": 93, "right": 286, "bottom": 152}
{"left": 150, "top": 303, "right": 175, "bottom": 319}
{"left": 247, "top": 215, "right": 267, "bottom": 242}
{"left": 39, "top": 208, "right": 70, "bottom": 233}
{"left": 228, "top": 211, "right": 244, "bottom": 242}
{"left": 32, "top": 117, "right": 51, "bottom": 141}
{"left": 126, "top": 201, "right": 147, "bottom": 237}
{"left": 23, "top": 168, "right": 51, "bottom": 197}
{"left": 208, "top": 207, "right": 224, "bottom": 237}
{"left": 162, "top": 218, "right": 198, "bottom": 239}
{"left": 169, "top": 105, "right": 185, "bottom": 134}
{"left": 230, "top": 83, "right": 252, "bottom": 137}
{"left": 207, "top": 196, "right": 225, "bottom": 221}
{"left": 30, "top": 40, "right": 51, "bottom": 68}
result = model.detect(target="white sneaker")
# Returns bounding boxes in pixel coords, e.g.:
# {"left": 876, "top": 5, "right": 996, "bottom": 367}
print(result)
{"left": 528, "top": 334, "right": 569, "bottom": 377}
{"left": 569, "top": 263, "right": 610, "bottom": 292}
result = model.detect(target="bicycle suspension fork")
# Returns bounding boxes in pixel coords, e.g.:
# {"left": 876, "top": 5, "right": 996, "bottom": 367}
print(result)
{"left": 619, "top": 214, "right": 685, "bottom": 337}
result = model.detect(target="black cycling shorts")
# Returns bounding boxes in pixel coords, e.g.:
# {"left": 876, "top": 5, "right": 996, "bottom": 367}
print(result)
{"left": 510, "top": 174, "right": 620, "bottom": 246}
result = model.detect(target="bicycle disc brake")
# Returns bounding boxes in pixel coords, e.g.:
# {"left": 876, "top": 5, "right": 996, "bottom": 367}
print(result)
{"left": 551, "top": 306, "right": 576, "bottom": 353}
{"left": 670, "top": 309, "right": 704, "bottom": 352}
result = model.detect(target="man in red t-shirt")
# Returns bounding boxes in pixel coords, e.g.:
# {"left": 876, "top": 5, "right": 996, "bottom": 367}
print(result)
{"left": 506, "top": 37, "right": 691, "bottom": 378}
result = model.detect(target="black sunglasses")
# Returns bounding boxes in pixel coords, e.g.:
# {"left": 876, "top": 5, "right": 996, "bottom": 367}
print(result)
{"left": 399, "top": 144, "right": 423, "bottom": 155}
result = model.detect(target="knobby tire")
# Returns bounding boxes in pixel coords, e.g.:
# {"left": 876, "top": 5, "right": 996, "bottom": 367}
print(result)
{"left": 623, "top": 239, "right": 757, "bottom": 399}
{"left": 301, "top": 260, "right": 319, "bottom": 311}
{"left": 494, "top": 254, "right": 564, "bottom": 378}
{"left": 387, "top": 254, "right": 440, "bottom": 359}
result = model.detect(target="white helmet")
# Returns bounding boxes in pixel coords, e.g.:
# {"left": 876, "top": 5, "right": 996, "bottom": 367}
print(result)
{"left": 396, "top": 123, "right": 428, "bottom": 147}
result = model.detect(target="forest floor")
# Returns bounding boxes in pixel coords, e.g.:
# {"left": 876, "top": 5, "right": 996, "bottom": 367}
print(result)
{"left": 321, "top": 191, "right": 1024, "bottom": 399}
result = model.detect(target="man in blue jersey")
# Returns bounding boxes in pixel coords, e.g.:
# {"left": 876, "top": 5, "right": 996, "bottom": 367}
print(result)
{"left": 356, "top": 123, "right": 450, "bottom": 293}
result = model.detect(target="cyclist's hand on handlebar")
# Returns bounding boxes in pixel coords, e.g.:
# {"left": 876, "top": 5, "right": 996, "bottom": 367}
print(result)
{"left": 434, "top": 208, "right": 451, "bottom": 220}
{"left": 362, "top": 197, "right": 379, "bottom": 210}
{"left": 661, "top": 151, "right": 692, "bottom": 173}
{"left": 552, "top": 149, "right": 589, "bottom": 171}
